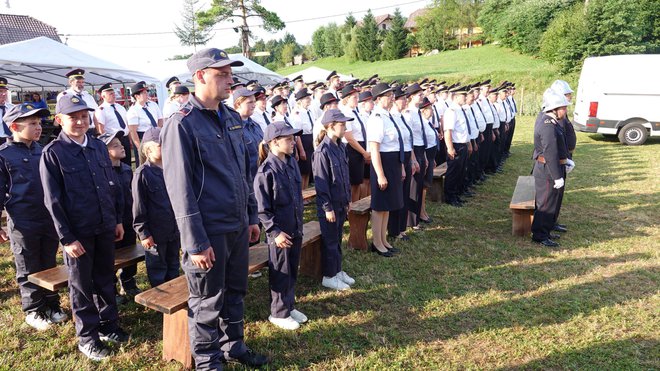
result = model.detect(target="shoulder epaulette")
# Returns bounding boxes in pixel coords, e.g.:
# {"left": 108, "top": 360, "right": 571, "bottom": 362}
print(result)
{"left": 178, "top": 102, "right": 193, "bottom": 116}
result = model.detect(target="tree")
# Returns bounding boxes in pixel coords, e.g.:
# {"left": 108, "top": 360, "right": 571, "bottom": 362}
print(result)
{"left": 345, "top": 26, "right": 360, "bottom": 62}
{"left": 174, "top": 0, "right": 214, "bottom": 51}
{"left": 356, "top": 10, "right": 381, "bottom": 62}
{"left": 280, "top": 43, "right": 297, "bottom": 66}
{"left": 324, "top": 23, "right": 343, "bottom": 57}
{"left": 381, "top": 8, "right": 409, "bottom": 60}
{"left": 197, "top": 0, "right": 285, "bottom": 57}
{"left": 311, "top": 27, "right": 327, "bottom": 58}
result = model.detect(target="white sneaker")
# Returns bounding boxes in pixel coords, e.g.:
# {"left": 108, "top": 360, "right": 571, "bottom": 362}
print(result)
{"left": 268, "top": 315, "right": 300, "bottom": 330}
{"left": 337, "top": 271, "right": 355, "bottom": 286}
{"left": 78, "top": 341, "right": 110, "bottom": 361}
{"left": 45, "top": 307, "right": 68, "bottom": 324}
{"left": 322, "top": 275, "right": 350, "bottom": 291}
{"left": 25, "top": 311, "right": 52, "bottom": 331}
{"left": 290, "top": 309, "right": 308, "bottom": 324}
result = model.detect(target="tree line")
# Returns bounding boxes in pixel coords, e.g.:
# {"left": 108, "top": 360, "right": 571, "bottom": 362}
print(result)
{"left": 479, "top": 0, "right": 660, "bottom": 73}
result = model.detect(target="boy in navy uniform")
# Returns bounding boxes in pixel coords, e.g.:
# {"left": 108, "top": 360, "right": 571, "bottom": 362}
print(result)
{"left": 40, "top": 95, "right": 128, "bottom": 361}
{"left": 0, "top": 104, "right": 68, "bottom": 331}
{"left": 161, "top": 48, "right": 268, "bottom": 369}
{"left": 98, "top": 130, "right": 140, "bottom": 301}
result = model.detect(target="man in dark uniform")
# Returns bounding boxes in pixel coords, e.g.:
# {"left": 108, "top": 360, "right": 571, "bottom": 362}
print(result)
{"left": 161, "top": 48, "right": 268, "bottom": 370}
{"left": 531, "top": 90, "right": 570, "bottom": 247}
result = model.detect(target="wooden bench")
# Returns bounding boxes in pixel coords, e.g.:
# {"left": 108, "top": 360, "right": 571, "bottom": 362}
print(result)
{"left": 348, "top": 196, "right": 371, "bottom": 251}
{"left": 27, "top": 244, "right": 145, "bottom": 291}
{"left": 302, "top": 187, "right": 317, "bottom": 203}
{"left": 428, "top": 162, "right": 448, "bottom": 202}
{"left": 134, "top": 221, "right": 322, "bottom": 369}
{"left": 510, "top": 176, "right": 535, "bottom": 236}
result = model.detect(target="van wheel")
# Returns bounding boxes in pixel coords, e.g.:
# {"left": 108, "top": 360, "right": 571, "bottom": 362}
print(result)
{"left": 618, "top": 122, "right": 648, "bottom": 145}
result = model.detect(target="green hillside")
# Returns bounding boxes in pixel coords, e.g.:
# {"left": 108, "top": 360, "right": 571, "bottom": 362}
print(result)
{"left": 277, "top": 45, "right": 577, "bottom": 114}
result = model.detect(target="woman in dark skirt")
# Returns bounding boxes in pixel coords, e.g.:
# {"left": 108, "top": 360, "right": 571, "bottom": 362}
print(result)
{"left": 388, "top": 86, "right": 417, "bottom": 241}
{"left": 290, "top": 88, "right": 315, "bottom": 189}
{"left": 420, "top": 97, "right": 438, "bottom": 223}
{"left": 366, "top": 83, "right": 404, "bottom": 257}
{"left": 403, "top": 84, "right": 427, "bottom": 229}
{"left": 339, "top": 84, "right": 370, "bottom": 202}
{"left": 358, "top": 91, "right": 374, "bottom": 196}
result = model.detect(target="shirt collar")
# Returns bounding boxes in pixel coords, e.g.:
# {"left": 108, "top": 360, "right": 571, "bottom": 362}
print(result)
{"left": 266, "top": 151, "right": 295, "bottom": 173}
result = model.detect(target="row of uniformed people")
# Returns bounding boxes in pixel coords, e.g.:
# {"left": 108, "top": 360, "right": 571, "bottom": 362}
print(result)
{"left": 0, "top": 97, "right": 181, "bottom": 360}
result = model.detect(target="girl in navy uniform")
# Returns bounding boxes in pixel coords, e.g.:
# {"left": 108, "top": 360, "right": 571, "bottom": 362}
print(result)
{"left": 367, "top": 83, "right": 404, "bottom": 257}
{"left": 313, "top": 109, "right": 356, "bottom": 291}
{"left": 289, "top": 88, "right": 315, "bottom": 190}
{"left": 132, "top": 127, "right": 180, "bottom": 287}
{"left": 253, "top": 121, "right": 307, "bottom": 330}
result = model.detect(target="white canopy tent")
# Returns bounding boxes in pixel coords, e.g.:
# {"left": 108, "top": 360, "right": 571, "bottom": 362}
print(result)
{"left": 0, "top": 37, "right": 162, "bottom": 104}
{"left": 285, "top": 66, "right": 353, "bottom": 84}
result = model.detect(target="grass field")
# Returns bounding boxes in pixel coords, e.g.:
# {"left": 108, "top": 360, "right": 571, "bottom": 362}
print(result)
{"left": 0, "top": 118, "right": 658, "bottom": 370}
{"left": 277, "top": 45, "right": 578, "bottom": 115}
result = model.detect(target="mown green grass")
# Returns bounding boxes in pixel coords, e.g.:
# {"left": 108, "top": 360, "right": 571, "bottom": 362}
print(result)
{"left": 0, "top": 119, "right": 658, "bottom": 370}
{"left": 277, "top": 45, "right": 578, "bottom": 115}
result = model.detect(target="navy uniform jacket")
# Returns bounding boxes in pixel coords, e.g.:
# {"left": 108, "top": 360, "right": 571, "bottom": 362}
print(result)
{"left": 0, "top": 140, "right": 57, "bottom": 232}
{"left": 253, "top": 152, "right": 303, "bottom": 240}
{"left": 559, "top": 116, "right": 577, "bottom": 158}
{"left": 132, "top": 162, "right": 178, "bottom": 244}
{"left": 114, "top": 163, "right": 133, "bottom": 225}
{"left": 161, "top": 95, "right": 258, "bottom": 254}
{"left": 40, "top": 132, "right": 123, "bottom": 245}
{"left": 242, "top": 117, "right": 264, "bottom": 182}
{"left": 533, "top": 113, "right": 567, "bottom": 181}
{"left": 312, "top": 135, "right": 350, "bottom": 215}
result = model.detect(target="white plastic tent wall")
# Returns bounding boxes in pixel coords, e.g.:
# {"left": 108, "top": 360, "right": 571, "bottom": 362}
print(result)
{"left": 0, "top": 37, "right": 162, "bottom": 103}
{"left": 285, "top": 66, "right": 353, "bottom": 83}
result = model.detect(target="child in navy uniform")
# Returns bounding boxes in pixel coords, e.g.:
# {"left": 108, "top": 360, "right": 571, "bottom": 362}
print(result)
{"left": 98, "top": 130, "right": 140, "bottom": 302}
{"left": 0, "top": 104, "right": 68, "bottom": 330}
{"left": 132, "top": 127, "right": 180, "bottom": 287}
{"left": 40, "top": 95, "right": 128, "bottom": 361}
{"left": 313, "top": 109, "right": 356, "bottom": 291}
{"left": 253, "top": 121, "right": 306, "bottom": 331}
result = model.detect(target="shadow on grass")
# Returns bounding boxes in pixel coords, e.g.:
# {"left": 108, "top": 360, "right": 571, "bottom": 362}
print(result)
{"left": 502, "top": 336, "right": 659, "bottom": 370}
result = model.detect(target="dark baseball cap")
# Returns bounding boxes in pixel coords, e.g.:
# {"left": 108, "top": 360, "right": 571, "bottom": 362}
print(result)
{"left": 263, "top": 121, "right": 302, "bottom": 142}
{"left": 233, "top": 87, "right": 257, "bottom": 101}
{"left": 187, "top": 48, "right": 244, "bottom": 73}
{"left": 142, "top": 127, "right": 161, "bottom": 145}
{"left": 2, "top": 103, "right": 50, "bottom": 124}
{"left": 321, "top": 108, "right": 354, "bottom": 125}
{"left": 98, "top": 130, "right": 125, "bottom": 145}
{"left": 57, "top": 95, "right": 95, "bottom": 115}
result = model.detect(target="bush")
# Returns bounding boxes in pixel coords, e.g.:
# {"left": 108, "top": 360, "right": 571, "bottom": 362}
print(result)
{"left": 539, "top": 3, "right": 588, "bottom": 73}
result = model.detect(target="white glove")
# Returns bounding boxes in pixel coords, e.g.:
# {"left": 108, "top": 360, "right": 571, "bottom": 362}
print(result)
{"left": 554, "top": 178, "right": 565, "bottom": 189}
{"left": 566, "top": 159, "right": 575, "bottom": 174}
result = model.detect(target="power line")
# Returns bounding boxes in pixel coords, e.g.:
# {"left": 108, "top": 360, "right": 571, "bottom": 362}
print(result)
{"left": 60, "top": 0, "right": 428, "bottom": 38}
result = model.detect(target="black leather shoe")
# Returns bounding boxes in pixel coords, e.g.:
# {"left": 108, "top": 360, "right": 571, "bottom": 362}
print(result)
{"left": 387, "top": 246, "right": 401, "bottom": 254}
{"left": 553, "top": 225, "right": 568, "bottom": 233}
{"left": 532, "top": 238, "right": 560, "bottom": 247}
{"left": 228, "top": 348, "right": 269, "bottom": 368}
{"left": 447, "top": 201, "right": 463, "bottom": 207}
{"left": 549, "top": 233, "right": 561, "bottom": 240}
{"left": 370, "top": 243, "right": 394, "bottom": 257}
{"left": 396, "top": 234, "right": 410, "bottom": 242}
{"left": 463, "top": 191, "right": 476, "bottom": 197}
{"left": 419, "top": 217, "right": 432, "bottom": 224}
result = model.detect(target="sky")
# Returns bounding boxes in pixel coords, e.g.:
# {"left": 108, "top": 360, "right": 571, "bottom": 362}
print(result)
{"left": 2, "top": 0, "right": 429, "bottom": 71}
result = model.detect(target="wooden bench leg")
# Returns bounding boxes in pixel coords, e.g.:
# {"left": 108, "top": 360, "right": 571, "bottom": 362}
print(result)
{"left": 348, "top": 212, "right": 369, "bottom": 251}
{"left": 299, "top": 238, "right": 322, "bottom": 281}
{"left": 162, "top": 309, "right": 193, "bottom": 369}
{"left": 428, "top": 177, "right": 442, "bottom": 202}
{"left": 438, "top": 176, "right": 445, "bottom": 203}
{"left": 511, "top": 209, "right": 534, "bottom": 237}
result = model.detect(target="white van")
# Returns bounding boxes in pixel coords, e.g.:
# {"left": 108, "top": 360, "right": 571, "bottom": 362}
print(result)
{"left": 573, "top": 54, "right": 660, "bottom": 145}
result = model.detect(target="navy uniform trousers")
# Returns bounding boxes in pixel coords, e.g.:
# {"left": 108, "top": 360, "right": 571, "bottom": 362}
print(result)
{"left": 9, "top": 220, "right": 59, "bottom": 313}
{"left": 268, "top": 235, "right": 302, "bottom": 318}
{"left": 480, "top": 125, "right": 493, "bottom": 173}
{"left": 444, "top": 143, "right": 468, "bottom": 203}
{"left": 183, "top": 229, "right": 249, "bottom": 369}
{"left": 531, "top": 162, "right": 564, "bottom": 241}
{"left": 388, "top": 151, "right": 412, "bottom": 236}
{"left": 319, "top": 208, "right": 347, "bottom": 278}
{"left": 66, "top": 230, "right": 120, "bottom": 345}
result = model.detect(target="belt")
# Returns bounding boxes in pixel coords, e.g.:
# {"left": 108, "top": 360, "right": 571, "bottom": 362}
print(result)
{"left": 537, "top": 155, "right": 567, "bottom": 165}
